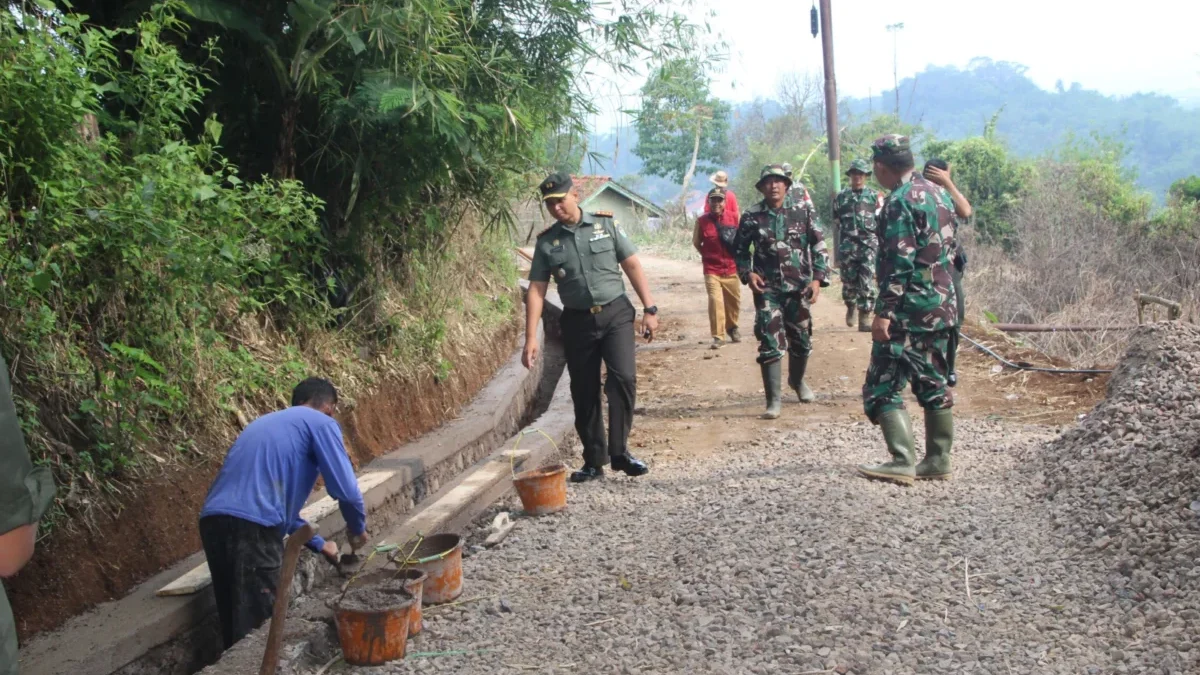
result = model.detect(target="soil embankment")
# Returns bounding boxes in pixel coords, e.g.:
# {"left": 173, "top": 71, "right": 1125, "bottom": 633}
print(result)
{"left": 7, "top": 316, "right": 520, "bottom": 641}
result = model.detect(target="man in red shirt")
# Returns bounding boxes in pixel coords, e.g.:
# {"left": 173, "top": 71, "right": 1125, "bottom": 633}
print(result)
{"left": 693, "top": 187, "right": 742, "bottom": 349}
{"left": 705, "top": 170, "right": 740, "bottom": 224}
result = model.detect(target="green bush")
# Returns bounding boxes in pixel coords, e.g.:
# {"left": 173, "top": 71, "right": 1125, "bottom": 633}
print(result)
{"left": 1, "top": 6, "right": 325, "bottom": 499}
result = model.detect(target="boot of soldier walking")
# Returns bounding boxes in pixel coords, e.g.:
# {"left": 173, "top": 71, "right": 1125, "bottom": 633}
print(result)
{"left": 857, "top": 308, "right": 872, "bottom": 333}
{"left": 857, "top": 409, "right": 917, "bottom": 485}
{"left": 844, "top": 303, "right": 856, "bottom": 328}
{"left": 760, "top": 361, "right": 782, "bottom": 419}
{"left": 787, "top": 353, "right": 815, "bottom": 403}
{"left": 917, "top": 408, "right": 954, "bottom": 480}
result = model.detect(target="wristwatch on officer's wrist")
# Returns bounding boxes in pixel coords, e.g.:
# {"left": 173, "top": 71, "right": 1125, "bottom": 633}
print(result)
{"left": 644, "top": 305, "right": 658, "bottom": 316}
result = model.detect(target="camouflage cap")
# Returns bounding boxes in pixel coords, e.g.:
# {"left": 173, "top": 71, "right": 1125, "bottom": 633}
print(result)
{"left": 539, "top": 172, "right": 572, "bottom": 200}
{"left": 781, "top": 162, "right": 794, "bottom": 177}
{"left": 756, "top": 164, "right": 793, "bottom": 190}
{"left": 846, "top": 158, "right": 873, "bottom": 175}
{"left": 871, "top": 134, "right": 911, "bottom": 162}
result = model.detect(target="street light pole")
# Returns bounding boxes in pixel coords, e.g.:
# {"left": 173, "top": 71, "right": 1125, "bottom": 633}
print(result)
{"left": 818, "top": 0, "right": 840, "bottom": 262}
{"left": 886, "top": 23, "right": 904, "bottom": 118}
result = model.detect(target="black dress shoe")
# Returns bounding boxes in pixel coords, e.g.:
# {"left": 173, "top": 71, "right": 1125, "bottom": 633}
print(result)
{"left": 610, "top": 454, "right": 649, "bottom": 477}
{"left": 570, "top": 466, "right": 604, "bottom": 483}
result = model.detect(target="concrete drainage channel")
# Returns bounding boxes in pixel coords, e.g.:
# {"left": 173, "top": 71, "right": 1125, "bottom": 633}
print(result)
{"left": 22, "top": 285, "right": 576, "bottom": 675}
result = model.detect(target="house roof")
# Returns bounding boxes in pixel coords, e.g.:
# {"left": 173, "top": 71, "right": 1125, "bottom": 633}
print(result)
{"left": 572, "top": 175, "right": 668, "bottom": 219}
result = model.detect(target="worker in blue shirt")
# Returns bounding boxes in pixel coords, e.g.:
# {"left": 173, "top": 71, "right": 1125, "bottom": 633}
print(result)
{"left": 199, "top": 377, "right": 368, "bottom": 650}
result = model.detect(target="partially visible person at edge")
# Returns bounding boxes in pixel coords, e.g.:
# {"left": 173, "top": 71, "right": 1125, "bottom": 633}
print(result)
{"left": 0, "top": 353, "right": 55, "bottom": 675}
{"left": 833, "top": 158, "right": 885, "bottom": 333}
{"left": 705, "top": 170, "right": 740, "bottom": 224}
{"left": 858, "top": 135, "right": 959, "bottom": 486}
{"left": 692, "top": 186, "right": 743, "bottom": 350}
{"left": 780, "top": 163, "right": 816, "bottom": 212}
{"left": 199, "top": 377, "right": 368, "bottom": 651}
{"left": 923, "top": 158, "right": 973, "bottom": 388}
{"left": 734, "top": 164, "right": 830, "bottom": 420}
{"left": 523, "top": 173, "right": 658, "bottom": 483}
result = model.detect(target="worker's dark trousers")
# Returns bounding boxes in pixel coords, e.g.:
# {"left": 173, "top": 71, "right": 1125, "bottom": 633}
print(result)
{"left": 199, "top": 515, "right": 284, "bottom": 650}
{"left": 560, "top": 296, "right": 637, "bottom": 469}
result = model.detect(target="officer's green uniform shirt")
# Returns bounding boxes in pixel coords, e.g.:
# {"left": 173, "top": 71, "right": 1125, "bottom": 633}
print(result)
{"left": 1, "top": 353, "right": 55, "bottom": 674}
{"left": 529, "top": 214, "right": 637, "bottom": 311}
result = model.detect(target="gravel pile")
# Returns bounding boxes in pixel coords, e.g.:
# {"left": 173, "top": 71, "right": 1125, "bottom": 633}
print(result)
{"left": 1039, "top": 321, "right": 1200, "bottom": 670}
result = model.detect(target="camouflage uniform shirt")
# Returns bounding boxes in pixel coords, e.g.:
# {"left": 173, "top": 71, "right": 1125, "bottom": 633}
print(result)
{"left": 734, "top": 199, "right": 830, "bottom": 293}
{"left": 834, "top": 187, "right": 883, "bottom": 260}
{"left": 873, "top": 174, "right": 958, "bottom": 332}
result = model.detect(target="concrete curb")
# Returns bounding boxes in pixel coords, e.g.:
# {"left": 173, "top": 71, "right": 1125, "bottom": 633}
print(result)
{"left": 22, "top": 290, "right": 566, "bottom": 675}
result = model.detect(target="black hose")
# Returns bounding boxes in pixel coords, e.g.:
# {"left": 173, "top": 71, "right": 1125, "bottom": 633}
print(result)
{"left": 959, "top": 332, "right": 1114, "bottom": 375}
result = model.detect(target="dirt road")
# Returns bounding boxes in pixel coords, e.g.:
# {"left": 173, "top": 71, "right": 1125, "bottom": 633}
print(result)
{"left": 342, "top": 255, "right": 1157, "bottom": 674}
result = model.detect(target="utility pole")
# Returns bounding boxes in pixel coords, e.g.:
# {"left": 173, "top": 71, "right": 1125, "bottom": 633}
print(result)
{"left": 817, "top": 0, "right": 840, "bottom": 263}
{"left": 886, "top": 23, "right": 904, "bottom": 118}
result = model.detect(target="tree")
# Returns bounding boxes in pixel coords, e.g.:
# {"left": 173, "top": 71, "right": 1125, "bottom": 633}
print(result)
{"left": 634, "top": 58, "right": 731, "bottom": 214}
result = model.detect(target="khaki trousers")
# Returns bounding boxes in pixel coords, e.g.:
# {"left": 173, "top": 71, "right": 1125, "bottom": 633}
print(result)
{"left": 704, "top": 274, "right": 741, "bottom": 340}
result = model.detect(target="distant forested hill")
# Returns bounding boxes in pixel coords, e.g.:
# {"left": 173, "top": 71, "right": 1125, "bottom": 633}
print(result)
{"left": 842, "top": 58, "right": 1200, "bottom": 199}
{"left": 588, "top": 59, "right": 1200, "bottom": 203}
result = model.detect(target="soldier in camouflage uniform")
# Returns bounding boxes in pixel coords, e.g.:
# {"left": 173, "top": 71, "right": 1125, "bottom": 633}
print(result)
{"left": 858, "top": 136, "right": 958, "bottom": 486}
{"left": 833, "top": 158, "right": 884, "bottom": 332}
{"left": 735, "top": 164, "right": 831, "bottom": 419}
{"left": 781, "top": 163, "right": 816, "bottom": 212}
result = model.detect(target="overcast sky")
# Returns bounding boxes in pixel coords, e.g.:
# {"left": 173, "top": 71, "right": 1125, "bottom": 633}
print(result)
{"left": 585, "top": 0, "right": 1200, "bottom": 132}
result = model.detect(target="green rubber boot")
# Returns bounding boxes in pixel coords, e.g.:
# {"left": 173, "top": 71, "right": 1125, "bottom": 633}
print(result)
{"left": 917, "top": 408, "right": 954, "bottom": 480}
{"left": 788, "top": 353, "right": 816, "bottom": 403}
{"left": 857, "top": 409, "right": 917, "bottom": 485}
{"left": 844, "top": 303, "right": 856, "bottom": 327}
{"left": 857, "top": 308, "right": 872, "bottom": 333}
{"left": 760, "top": 361, "right": 782, "bottom": 420}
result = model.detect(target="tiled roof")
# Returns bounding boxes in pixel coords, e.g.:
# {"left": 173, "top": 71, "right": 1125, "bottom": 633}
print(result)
{"left": 570, "top": 175, "right": 612, "bottom": 202}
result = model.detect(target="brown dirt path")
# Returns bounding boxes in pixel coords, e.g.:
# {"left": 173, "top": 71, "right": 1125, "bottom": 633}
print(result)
{"left": 627, "top": 255, "right": 1106, "bottom": 464}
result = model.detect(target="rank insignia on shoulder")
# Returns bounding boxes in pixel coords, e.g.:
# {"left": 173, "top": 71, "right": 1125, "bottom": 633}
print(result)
{"left": 593, "top": 210, "right": 614, "bottom": 218}
{"left": 538, "top": 224, "right": 556, "bottom": 237}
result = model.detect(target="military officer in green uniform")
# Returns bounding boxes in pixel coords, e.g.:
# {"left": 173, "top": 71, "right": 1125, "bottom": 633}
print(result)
{"left": 523, "top": 173, "right": 658, "bottom": 483}
{"left": 1, "top": 352, "right": 56, "bottom": 674}
{"left": 734, "top": 164, "right": 830, "bottom": 419}
{"left": 858, "top": 135, "right": 958, "bottom": 486}
{"left": 833, "top": 158, "right": 884, "bottom": 332}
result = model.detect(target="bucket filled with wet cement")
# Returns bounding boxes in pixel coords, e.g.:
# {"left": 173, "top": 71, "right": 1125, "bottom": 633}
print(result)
{"left": 333, "top": 571, "right": 415, "bottom": 666}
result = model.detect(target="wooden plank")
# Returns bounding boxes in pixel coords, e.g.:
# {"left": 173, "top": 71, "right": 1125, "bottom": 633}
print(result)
{"left": 155, "top": 471, "right": 396, "bottom": 597}
{"left": 155, "top": 562, "right": 212, "bottom": 597}
{"left": 298, "top": 471, "right": 395, "bottom": 523}
{"left": 402, "top": 450, "right": 529, "bottom": 537}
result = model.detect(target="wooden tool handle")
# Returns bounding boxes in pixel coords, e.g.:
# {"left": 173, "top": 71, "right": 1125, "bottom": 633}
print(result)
{"left": 259, "top": 523, "right": 316, "bottom": 675}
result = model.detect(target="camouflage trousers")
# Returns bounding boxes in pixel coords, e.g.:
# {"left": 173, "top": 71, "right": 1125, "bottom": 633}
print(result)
{"left": 839, "top": 250, "right": 877, "bottom": 311}
{"left": 753, "top": 289, "right": 813, "bottom": 364}
{"left": 862, "top": 327, "right": 955, "bottom": 422}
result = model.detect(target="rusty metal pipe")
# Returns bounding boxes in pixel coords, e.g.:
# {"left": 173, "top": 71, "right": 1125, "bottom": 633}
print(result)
{"left": 992, "top": 324, "right": 1135, "bottom": 333}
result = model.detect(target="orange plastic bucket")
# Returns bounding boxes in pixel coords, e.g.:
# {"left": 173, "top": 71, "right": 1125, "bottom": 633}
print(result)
{"left": 513, "top": 463, "right": 568, "bottom": 515}
{"left": 333, "top": 584, "right": 413, "bottom": 666}
{"left": 403, "top": 534, "right": 464, "bottom": 604}
{"left": 397, "top": 568, "right": 427, "bottom": 636}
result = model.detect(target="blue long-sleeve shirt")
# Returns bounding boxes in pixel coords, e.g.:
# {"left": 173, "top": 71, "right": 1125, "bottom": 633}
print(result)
{"left": 200, "top": 406, "right": 366, "bottom": 552}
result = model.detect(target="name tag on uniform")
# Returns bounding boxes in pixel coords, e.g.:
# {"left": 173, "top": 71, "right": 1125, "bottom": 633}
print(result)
{"left": 550, "top": 244, "right": 564, "bottom": 253}
{"left": 590, "top": 232, "right": 611, "bottom": 241}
